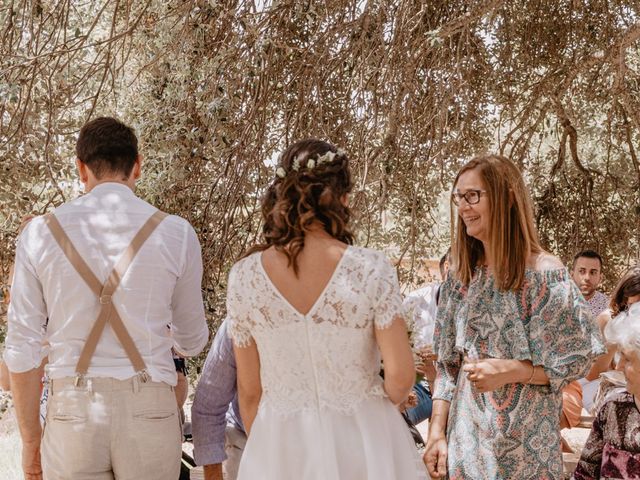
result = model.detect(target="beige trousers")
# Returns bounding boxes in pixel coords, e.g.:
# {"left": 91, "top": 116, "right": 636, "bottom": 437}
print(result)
{"left": 42, "top": 376, "right": 181, "bottom": 480}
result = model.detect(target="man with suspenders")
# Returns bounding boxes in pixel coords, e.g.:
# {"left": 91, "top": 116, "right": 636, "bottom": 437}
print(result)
{"left": 5, "top": 117, "right": 209, "bottom": 479}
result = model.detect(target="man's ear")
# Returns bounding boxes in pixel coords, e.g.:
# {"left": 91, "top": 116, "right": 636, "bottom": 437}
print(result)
{"left": 132, "top": 155, "right": 142, "bottom": 180}
{"left": 76, "top": 159, "right": 89, "bottom": 183}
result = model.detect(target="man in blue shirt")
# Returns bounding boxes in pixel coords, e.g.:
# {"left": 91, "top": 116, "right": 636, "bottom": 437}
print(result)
{"left": 192, "top": 320, "right": 246, "bottom": 480}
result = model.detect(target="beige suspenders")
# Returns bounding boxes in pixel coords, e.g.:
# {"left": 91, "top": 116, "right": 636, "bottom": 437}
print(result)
{"left": 44, "top": 210, "right": 168, "bottom": 385}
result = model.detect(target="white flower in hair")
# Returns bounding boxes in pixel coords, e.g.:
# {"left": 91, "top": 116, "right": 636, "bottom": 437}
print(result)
{"left": 337, "top": 148, "right": 346, "bottom": 157}
{"left": 292, "top": 156, "right": 301, "bottom": 171}
{"left": 275, "top": 167, "right": 286, "bottom": 178}
{"left": 307, "top": 159, "right": 316, "bottom": 169}
{"left": 317, "top": 150, "right": 336, "bottom": 166}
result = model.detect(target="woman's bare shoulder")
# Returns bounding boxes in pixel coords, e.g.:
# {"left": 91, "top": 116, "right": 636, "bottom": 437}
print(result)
{"left": 596, "top": 309, "right": 613, "bottom": 331}
{"left": 528, "top": 251, "right": 565, "bottom": 272}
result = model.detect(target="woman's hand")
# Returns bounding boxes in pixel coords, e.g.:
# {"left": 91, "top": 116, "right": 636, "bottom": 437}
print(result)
{"left": 423, "top": 434, "right": 448, "bottom": 478}
{"left": 462, "top": 357, "right": 529, "bottom": 393}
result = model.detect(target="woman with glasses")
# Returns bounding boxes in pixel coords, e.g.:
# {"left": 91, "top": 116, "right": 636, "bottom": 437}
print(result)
{"left": 423, "top": 154, "right": 604, "bottom": 479}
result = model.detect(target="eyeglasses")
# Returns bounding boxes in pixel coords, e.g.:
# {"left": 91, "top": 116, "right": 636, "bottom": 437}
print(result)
{"left": 451, "top": 189, "right": 487, "bottom": 206}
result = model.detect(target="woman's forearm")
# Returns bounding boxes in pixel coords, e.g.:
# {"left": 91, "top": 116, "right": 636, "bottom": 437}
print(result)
{"left": 427, "top": 399, "right": 450, "bottom": 440}
{"left": 384, "top": 386, "right": 409, "bottom": 406}
{"left": 515, "top": 360, "right": 550, "bottom": 385}
{"left": 238, "top": 391, "right": 261, "bottom": 436}
{"left": 384, "top": 373, "right": 414, "bottom": 405}
{"left": 499, "top": 359, "right": 550, "bottom": 385}
{"left": 10, "top": 368, "right": 43, "bottom": 443}
{"left": 585, "top": 347, "right": 616, "bottom": 381}
{"left": 232, "top": 340, "right": 262, "bottom": 436}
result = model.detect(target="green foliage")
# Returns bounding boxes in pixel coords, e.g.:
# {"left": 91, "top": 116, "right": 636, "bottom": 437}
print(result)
{"left": 1, "top": 1, "right": 639, "bottom": 365}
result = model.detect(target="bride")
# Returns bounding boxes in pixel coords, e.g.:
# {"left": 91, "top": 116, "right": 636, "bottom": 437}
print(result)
{"left": 226, "top": 139, "right": 428, "bottom": 479}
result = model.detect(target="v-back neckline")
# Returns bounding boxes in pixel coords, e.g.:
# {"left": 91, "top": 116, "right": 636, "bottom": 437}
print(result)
{"left": 257, "top": 246, "right": 351, "bottom": 318}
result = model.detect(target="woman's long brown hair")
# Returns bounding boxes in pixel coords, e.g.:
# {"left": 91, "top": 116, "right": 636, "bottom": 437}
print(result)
{"left": 610, "top": 265, "right": 640, "bottom": 316}
{"left": 244, "top": 139, "right": 354, "bottom": 274}
{"left": 451, "top": 154, "right": 542, "bottom": 291}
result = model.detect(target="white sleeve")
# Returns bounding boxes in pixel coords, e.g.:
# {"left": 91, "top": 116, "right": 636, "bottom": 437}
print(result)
{"left": 170, "top": 221, "right": 208, "bottom": 357}
{"left": 226, "top": 262, "right": 253, "bottom": 347}
{"left": 372, "top": 255, "right": 404, "bottom": 329}
{"left": 3, "top": 226, "right": 47, "bottom": 373}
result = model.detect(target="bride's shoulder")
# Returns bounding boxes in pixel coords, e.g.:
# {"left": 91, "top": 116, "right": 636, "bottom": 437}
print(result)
{"left": 229, "top": 251, "right": 262, "bottom": 277}
{"left": 349, "top": 246, "right": 396, "bottom": 274}
{"left": 348, "top": 245, "right": 384, "bottom": 261}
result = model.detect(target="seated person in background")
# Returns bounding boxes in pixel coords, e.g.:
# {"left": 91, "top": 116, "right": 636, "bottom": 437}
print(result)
{"left": 595, "top": 265, "right": 640, "bottom": 374}
{"left": 402, "top": 249, "right": 450, "bottom": 425}
{"left": 573, "top": 250, "right": 609, "bottom": 316}
{"left": 573, "top": 302, "right": 640, "bottom": 480}
{"left": 588, "top": 266, "right": 640, "bottom": 411}
{"left": 562, "top": 250, "right": 610, "bottom": 430}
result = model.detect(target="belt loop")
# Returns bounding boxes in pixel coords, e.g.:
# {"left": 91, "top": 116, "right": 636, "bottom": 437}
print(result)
{"left": 86, "top": 378, "right": 93, "bottom": 394}
{"left": 133, "top": 375, "right": 139, "bottom": 393}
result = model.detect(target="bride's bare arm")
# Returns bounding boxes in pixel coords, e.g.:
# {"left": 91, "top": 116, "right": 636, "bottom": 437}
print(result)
{"left": 233, "top": 339, "right": 262, "bottom": 435}
{"left": 375, "top": 315, "right": 415, "bottom": 405}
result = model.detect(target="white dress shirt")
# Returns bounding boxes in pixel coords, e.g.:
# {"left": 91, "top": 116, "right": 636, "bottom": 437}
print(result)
{"left": 4, "top": 182, "right": 208, "bottom": 385}
{"left": 403, "top": 283, "right": 439, "bottom": 348}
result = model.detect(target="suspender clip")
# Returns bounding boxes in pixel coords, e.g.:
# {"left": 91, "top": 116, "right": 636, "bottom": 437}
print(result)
{"left": 74, "top": 374, "right": 85, "bottom": 387}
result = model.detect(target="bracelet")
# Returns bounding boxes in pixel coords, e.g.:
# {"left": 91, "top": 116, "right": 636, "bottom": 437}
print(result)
{"left": 526, "top": 364, "right": 536, "bottom": 384}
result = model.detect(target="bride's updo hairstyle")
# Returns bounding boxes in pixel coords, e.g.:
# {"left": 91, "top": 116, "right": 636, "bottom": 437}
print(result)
{"left": 246, "top": 138, "right": 355, "bottom": 274}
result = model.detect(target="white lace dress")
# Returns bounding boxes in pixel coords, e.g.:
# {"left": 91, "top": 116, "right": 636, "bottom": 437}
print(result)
{"left": 227, "top": 246, "right": 428, "bottom": 480}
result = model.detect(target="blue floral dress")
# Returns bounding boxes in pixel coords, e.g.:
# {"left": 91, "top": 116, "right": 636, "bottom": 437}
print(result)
{"left": 434, "top": 267, "right": 605, "bottom": 480}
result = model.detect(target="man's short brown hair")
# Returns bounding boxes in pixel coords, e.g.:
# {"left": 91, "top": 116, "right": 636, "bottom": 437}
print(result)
{"left": 572, "top": 249, "right": 603, "bottom": 270}
{"left": 76, "top": 117, "right": 138, "bottom": 179}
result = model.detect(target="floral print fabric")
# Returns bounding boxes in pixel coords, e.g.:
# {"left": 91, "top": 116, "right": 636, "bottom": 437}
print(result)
{"left": 434, "top": 267, "right": 605, "bottom": 479}
{"left": 574, "top": 391, "right": 640, "bottom": 480}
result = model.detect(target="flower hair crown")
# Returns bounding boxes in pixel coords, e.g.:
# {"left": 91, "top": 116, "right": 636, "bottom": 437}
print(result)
{"left": 275, "top": 148, "right": 346, "bottom": 179}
